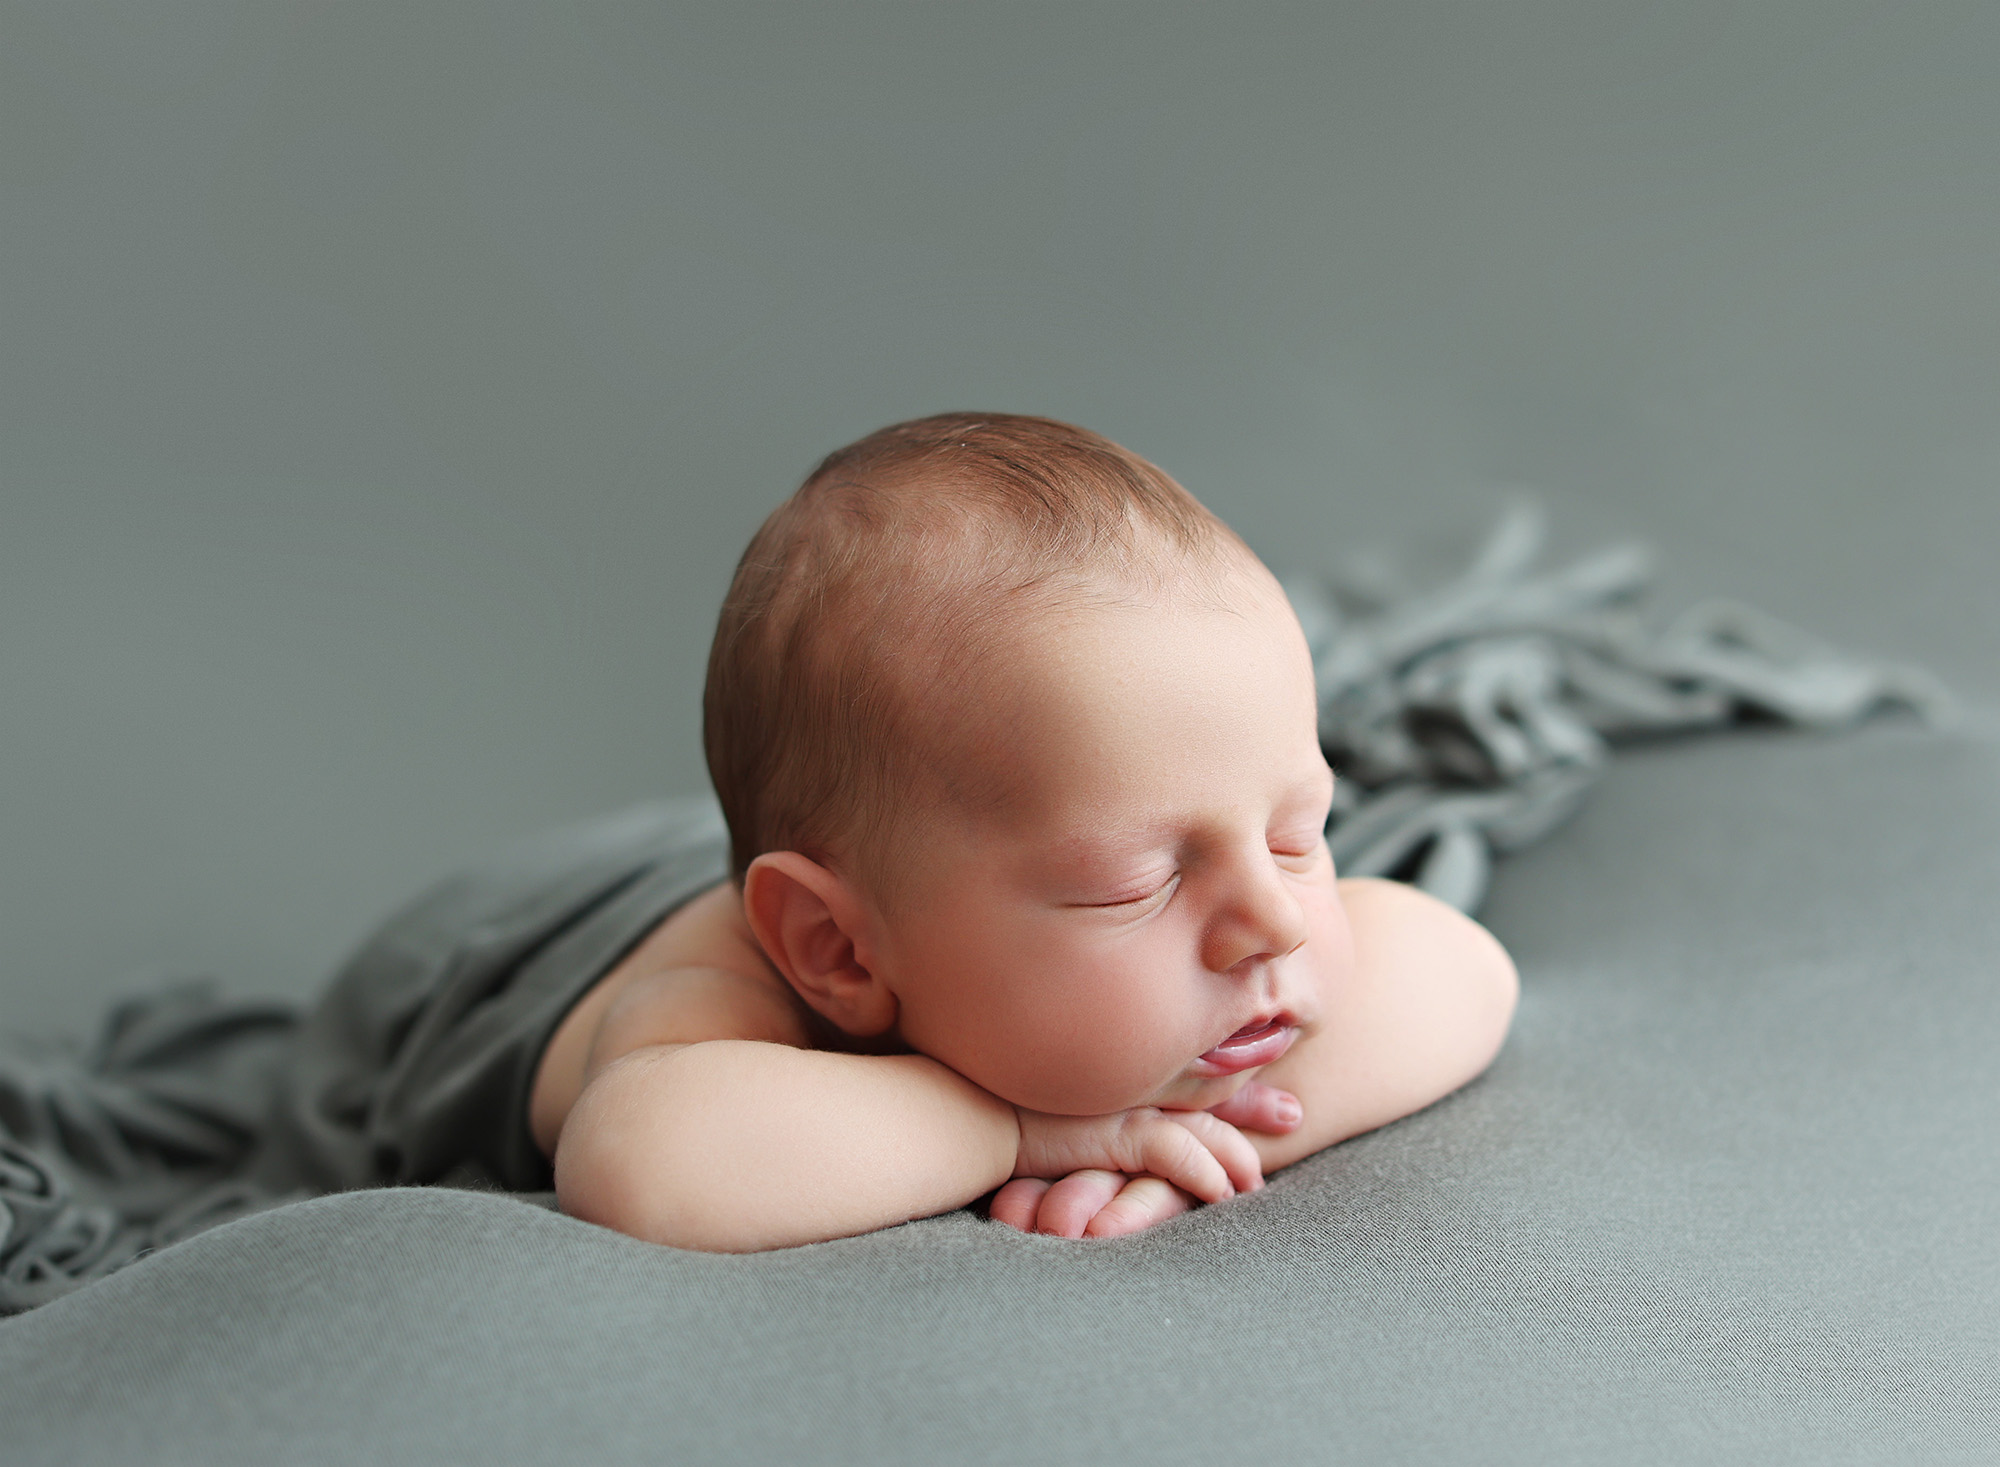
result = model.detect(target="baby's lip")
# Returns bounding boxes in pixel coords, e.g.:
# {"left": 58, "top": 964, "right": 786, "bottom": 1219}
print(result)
{"left": 1190, "top": 1014, "right": 1298, "bottom": 1077}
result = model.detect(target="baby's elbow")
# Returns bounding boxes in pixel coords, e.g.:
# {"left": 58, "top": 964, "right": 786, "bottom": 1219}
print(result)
{"left": 1459, "top": 917, "right": 1519, "bottom": 1084}
{"left": 555, "top": 1058, "right": 675, "bottom": 1244}
{"left": 1346, "top": 875, "right": 1520, "bottom": 1101}
{"left": 1413, "top": 887, "right": 1519, "bottom": 1090}
{"left": 552, "top": 1048, "right": 754, "bottom": 1253}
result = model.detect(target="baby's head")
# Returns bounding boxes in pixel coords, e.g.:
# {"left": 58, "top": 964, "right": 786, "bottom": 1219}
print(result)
{"left": 707, "top": 412, "right": 1252, "bottom": 888}
{"left": 706, "top": 413, "right": 1351, "bottom": 1115}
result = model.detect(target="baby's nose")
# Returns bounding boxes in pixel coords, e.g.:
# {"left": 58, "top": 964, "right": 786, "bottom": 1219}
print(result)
{"left": 1201, "top": 862, "right": 1309, "bottom": 974}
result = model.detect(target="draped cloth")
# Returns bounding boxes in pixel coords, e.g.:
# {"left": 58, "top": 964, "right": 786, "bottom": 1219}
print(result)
{"left": 1292, "top": 505, "right": 1948, "bottom": 913}
{"left": 0, "top": 510, "right": 1945, "bottom": 1313}
{"left": 1, "top": 801, "right": 729, "bottom": 1313}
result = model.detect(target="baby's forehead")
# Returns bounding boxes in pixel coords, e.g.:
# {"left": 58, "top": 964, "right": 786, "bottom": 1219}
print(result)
{"left": 882, "top": 565, "right": 1301, "bottom": 793}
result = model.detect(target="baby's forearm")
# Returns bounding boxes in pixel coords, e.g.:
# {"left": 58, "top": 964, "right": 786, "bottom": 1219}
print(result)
{"left": 553, "top": 1039, "right": 1019, "bottom": 1252}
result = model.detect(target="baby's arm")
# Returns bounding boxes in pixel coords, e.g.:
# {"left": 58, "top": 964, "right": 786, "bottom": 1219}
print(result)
{"left": 991, "top": 1080, "right": 1301, "bottom": 1237}
{"left": 559, "top": 1037, "right": 1011, "bottom": 1250}
{"left": 552, "top": 968, "right": 1266, "bottom": 1251}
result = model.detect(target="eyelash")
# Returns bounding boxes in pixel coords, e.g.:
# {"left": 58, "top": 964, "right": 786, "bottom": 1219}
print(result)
{"left": 1084, "top": 837, "right": 1320, "bottom": 909}
{"left": 1084, "top": 874, "right": 1179, "bottom": 910}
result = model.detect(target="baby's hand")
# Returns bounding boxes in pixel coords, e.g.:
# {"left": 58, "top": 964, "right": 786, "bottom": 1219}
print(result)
{"left": 1011, "top": 1105, "right": 1264, "bottom": 1211}
{"left": 989, "top": 1169, "right": 1193, "bottom": 1238}
{"left": 995, "top": 1091, "right": 1300, "bottom": 1238}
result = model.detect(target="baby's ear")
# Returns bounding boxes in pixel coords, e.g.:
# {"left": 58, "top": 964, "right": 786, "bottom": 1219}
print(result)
{"left": 740, "top": 852, "right": 900, "bottom": 1038}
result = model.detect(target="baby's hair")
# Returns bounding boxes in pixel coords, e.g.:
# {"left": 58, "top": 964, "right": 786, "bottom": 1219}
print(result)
{"left": 703, "top": 412, "right": 1251, "bottom": 889}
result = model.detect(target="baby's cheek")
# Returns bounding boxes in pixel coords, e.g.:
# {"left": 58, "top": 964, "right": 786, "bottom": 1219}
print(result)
{"left": 1308, "top": 893, "right": 1359, "bottom": 993}
{"left": 972, "top": 1026, "right": 1182, "bottom": 1116}
{"left": 939, "top": 944, "right": 1197, "bottom": 1113}
{"left": 1043, "top": 1026, "right": 1200, "bottom": 1114}
{"left": 979, "top": 1051, "right": 1144, "bottom": 1115}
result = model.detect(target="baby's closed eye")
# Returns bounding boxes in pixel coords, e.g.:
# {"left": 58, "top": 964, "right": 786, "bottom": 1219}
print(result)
{"left": 1268, "top": 846, "right": 1325, "bottom": 876}
{"left": 1072, "top": 872, "right": 1180, "bottom": 911}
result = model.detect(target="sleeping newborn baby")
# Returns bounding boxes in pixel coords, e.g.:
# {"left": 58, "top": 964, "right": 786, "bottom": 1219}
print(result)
{"left": 531, "top": 412, "right": 1518, "bottom": 1248}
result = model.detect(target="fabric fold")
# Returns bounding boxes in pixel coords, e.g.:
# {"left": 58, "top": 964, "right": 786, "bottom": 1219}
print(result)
{"left": 1290, "top": 504, "right": 1949, "bottom": 913}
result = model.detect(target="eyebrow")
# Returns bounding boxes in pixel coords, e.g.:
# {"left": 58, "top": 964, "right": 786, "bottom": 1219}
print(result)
{"left": 1046, "top": 829, "right": 1175, "bottom": 870}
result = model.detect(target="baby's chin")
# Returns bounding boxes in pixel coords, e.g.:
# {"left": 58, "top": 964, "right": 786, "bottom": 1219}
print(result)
{"left": 996, "top": 1066, "right": 1250, "bottom": 1118}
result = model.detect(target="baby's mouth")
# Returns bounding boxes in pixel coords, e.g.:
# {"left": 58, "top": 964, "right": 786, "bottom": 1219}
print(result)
{"left": 1191, "top": 1015, "right": 1298, "bottom": 1077}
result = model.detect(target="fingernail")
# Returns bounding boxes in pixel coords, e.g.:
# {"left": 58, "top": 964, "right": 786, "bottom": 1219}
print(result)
{"left": 1279, "top": 1099, "right": 1301, "bottom": 1124}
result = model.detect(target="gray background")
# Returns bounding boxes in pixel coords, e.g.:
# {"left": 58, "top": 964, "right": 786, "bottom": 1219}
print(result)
{"left": 3, "top": 2, "right": 1995, "bottom": 1033}
{"left": 4, "top": 5, "right": 2000, "bottom": 1464}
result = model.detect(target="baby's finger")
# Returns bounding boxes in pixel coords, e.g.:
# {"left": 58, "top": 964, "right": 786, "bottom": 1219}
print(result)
{"left": 1082, "top": 1177, "right": 1194, "bottom": 1239}
{"left": 989, "top": 1177, "right": 1052, "bottom": 1231}
{"left": 1033, "top": 1169, "right": 1128, "bottom": 1239}
{"left": 1127, "top": 1114, "right": 1234, "bottom": 1204}
{"left": 1164, "top": 1109, "right": 1266, "bottom": 1197}
{"left": 1205, "top": 1081, "right": 1303, "bottom": 1135}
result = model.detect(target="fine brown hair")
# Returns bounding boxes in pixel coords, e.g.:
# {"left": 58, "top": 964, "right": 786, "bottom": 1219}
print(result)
{"left": 703, "top": 412, "right": 1247, "bottom": 888}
